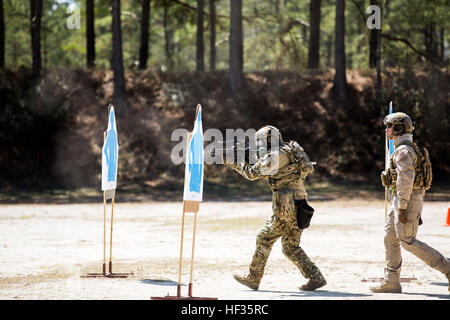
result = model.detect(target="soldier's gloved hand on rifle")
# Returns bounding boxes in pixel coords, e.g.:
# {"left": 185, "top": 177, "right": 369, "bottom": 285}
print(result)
{"left": 222, "top": 152, "right": 236, "bottom": 167}
{"left": 221, "top": 152, "right": 227, "bottom": 165}
{"left": 398, "top": 208, "right": 407, "bottom": 224}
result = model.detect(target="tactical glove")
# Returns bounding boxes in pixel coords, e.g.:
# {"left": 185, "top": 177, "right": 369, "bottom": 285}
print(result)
{"left": 222, "top": 153, "right": 236, "bottom": 167}
{"left": 398, "top": 209, "right": 407, "bottom": 224}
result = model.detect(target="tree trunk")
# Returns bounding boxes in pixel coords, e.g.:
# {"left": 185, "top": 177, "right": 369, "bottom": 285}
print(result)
{"left": 423, "top": 24, "right": 438, "bottom": 61}
{"left": 301, "top": 24, "right": 307, "bottom": 42}
{"left": 384, "top": 0, "right": 390, "bottom": 17}
{"left": 334, "top": 0, "right": 346, "bottom": 104}
{"left": 375, "top": 6, "right": 382, "bottom": 103}
{"left": 326, "top": 33, "right": 333, "bottom": 67}
{"left": 229, "top": 0, "right": 243, "bottom": 94}
{"left": 369, "top": 0, "right": 379, "bottom": 68}
{"left": 111, "top": 0, "right": 128, "bottom": 115}
{"left": 209, "top": 0, "right": 216, "bottom": 70}
{"left": 163, "top": 0, "right": 173, "bottom": 69}
{"left": 42, "top": 22, "right": 47, "bottom": 68}
{"left": 0, "top": 0, "right": 4, "bottom": 68}
{"left": 307, "top": 0, "right": 321, "bottom": 69}
{"left": 196, "top": 0, "right": 204, "bottom": 71}
{"left": 30, "top": 0, "right": 43, "bottom": 81}
{"left": 86, "top": 0, "right": 96, "bottom": 68}
{"left": 369, "top": 29, "right": 378, "bottom": 68}
{"left": 138, "top": 0, "right": 150, "bottom": 70}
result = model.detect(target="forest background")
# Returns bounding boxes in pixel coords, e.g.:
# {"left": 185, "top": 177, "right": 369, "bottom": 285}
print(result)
{"left": 0, "top": 0, "right": 449, "bottom": 202}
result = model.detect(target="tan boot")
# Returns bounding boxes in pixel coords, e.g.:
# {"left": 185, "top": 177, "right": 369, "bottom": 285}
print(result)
{"left": 370, "top": 280, "right": 402, "bottom": 293}
{"left": 299, "top": 278, "right": 327, "bottom": 291}
{"left": 233, "top": 274, "right": 260, "bottom": 290}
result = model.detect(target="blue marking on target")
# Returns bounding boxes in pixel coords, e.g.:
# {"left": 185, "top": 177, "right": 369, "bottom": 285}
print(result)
{"left": 188, "top": 110, "right": 203, "bottom": 193}
{"left": 104, "top": 110, "right": 118, "bottom": 183}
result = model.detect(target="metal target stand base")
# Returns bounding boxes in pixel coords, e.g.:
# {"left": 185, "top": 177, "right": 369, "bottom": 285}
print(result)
{"left": 82, "top": 273, "right": 132, "bottom": 278}
{"left": 81, "top": 126, "right": 131, "bottom": 280}
{"left": 81, "top": 263, "right": 133, "bottom": 278}
{"left": 82, "top": 273, "right": 131, "bottom": 279}
{"left": 151, "top": 283, "right": 217, "bottom": 300}
{"left": 152, "top": 107, "right": 216, "bottom": 301}
{"left": 151, "top": 296, "right": 218, "bottom": 300}
{"left": 151, "top": 198, "right": 216, "bottom": 301}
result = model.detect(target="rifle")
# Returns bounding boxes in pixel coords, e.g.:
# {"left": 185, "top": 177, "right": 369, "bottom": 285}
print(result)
{"left": 212, "top": 136, "right": 257, "bottom": 165}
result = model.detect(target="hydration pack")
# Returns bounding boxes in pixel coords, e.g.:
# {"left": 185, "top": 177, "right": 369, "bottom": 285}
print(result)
{"left": 285, "top": 141, "right": 315, "bottom": 180}
{"left": 400, "top": 141, "right": 433, "bottom": 191}
{"left": 381, "top": 141, "right": 432, "bottom": 191}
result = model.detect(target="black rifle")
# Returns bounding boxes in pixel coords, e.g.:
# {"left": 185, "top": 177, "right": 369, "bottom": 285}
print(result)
{"left": 212, "top": 136, "right": 256, "bottom": 165}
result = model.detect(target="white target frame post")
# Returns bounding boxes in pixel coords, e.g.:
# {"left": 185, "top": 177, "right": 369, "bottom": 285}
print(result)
{"left": 152, "top": 105, "right": 216, "bottom": 300}
{"left": 177, "top": 198, "right": 200, "bottom": 298}
{"left": 82, "top": 106, "right": 131, "bottom": 279}
{"left": 385, "top": 129, "right": 388, "bottom": 218}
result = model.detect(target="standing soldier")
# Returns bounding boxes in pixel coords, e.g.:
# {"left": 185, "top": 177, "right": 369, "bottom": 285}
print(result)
{"left": 223, "top": 125, "right": 327, "bottom": 291}
{"left": 371, "top": 112, "right": 450, "bottom": 293}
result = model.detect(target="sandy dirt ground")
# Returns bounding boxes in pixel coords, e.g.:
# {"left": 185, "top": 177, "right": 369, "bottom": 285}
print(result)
{"left": 0, "top": 198, "right": 449, "bottom": 300}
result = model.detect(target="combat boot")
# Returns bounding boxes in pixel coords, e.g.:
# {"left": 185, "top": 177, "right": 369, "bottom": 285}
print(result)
{"left": 369, "top": 280, "right": 402, "bottom": 293}
{"left": 233, "top": 274, "right": 260, "bottom": 290}
{"left": 299, "top": 275, "right": 327, "bottom": 291}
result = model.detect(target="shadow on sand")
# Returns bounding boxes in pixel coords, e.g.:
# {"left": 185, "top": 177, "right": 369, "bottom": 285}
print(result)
{"left": 400, "top": 281, "right": 449, "bottom": 300}
{"left": 140, "top": 279, "right": 180, "bottom": 286}
{"left": 258, "top": 289, "right": 372, "bottom": 298}
{"left": 402, "top": 292, "right": 449, "bottom": 300}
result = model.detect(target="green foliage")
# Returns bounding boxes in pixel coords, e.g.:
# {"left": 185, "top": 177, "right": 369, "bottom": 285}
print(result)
{"left": 4, "top": 0, "right": 31, "bottom": 68}
{"left": 2, "top": 0, "right": 448, "bottom": 71}
{"left": 1, "top": 0, "right": 449, "bottom": 191}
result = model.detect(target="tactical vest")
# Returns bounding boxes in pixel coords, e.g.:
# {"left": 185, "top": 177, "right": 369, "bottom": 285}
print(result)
{"left": 267, "top": 141, "right": 315, "bottom": 192}
{"left": 381, "top": 141, "right": 432, "bottom": 191}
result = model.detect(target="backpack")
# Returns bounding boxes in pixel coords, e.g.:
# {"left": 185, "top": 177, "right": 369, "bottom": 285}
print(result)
{"left": 285, "top": 141, "right": 316, "bottom": 180}
{"left": 398, "top": 141, "right": 433, "bottom": 191}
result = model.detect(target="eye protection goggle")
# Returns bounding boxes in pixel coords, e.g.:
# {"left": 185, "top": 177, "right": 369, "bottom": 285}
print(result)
{"left": 256, "top": 139, "right": 267, "bottom": 148}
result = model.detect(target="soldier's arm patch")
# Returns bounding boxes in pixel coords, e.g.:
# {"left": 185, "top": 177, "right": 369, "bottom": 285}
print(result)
{"left": 395, "top": 149, "right": 409, "bottom": 161}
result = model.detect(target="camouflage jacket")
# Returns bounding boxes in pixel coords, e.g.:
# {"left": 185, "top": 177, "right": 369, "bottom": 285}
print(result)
{"left": 226, "top": 141, "right": 314, "bottom": 200}
{"left": 391, "top": 133, "right": 418, "bottom": 209}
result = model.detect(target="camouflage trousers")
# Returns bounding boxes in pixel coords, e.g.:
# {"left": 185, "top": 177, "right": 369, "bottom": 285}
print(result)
{"left": 247, "top": 191, "right": 324, "bottom": 284}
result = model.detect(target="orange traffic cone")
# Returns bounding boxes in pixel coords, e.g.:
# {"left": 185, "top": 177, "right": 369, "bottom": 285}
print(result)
{"left": 444, "top": 208, "right": 450, "bottom": 227}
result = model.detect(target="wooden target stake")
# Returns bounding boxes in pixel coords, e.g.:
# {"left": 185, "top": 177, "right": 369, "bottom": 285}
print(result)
{"left": 81, "top": 128, "right": 131, "bottom": 279}
{"left": 385, "top": 131, "right": 388, "bottom": 218}
{"left": 109, "top": 196, "right": 115, "bottom": 274}
{"left": 177, "top": 201, "right": 187, "bottom": 297}
{"left": 103, "top": 131, "right": 107, "bottom": 275}
{"left": 152, "top": 118, "right": 216, "bottom": 300}
{"left": 188, "top": 208, "right": 198, "bottom": 297}
{"left": 103, "top": 190, "right": 107, "bottom": 274}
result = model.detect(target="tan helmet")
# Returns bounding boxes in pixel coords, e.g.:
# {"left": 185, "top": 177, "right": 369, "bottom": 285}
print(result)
{"left": 254, "top": 125, "right": 283, "bottom": 156}
{"left": 383, "top": 112, "right": 414, "bottom": 136}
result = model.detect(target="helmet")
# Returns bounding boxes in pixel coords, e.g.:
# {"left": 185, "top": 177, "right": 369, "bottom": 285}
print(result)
{"left": 254, "top": 125, "right": 283, "bottom": 157}
{"left": 383, "top": 112, "right": 414, "bottom": 136}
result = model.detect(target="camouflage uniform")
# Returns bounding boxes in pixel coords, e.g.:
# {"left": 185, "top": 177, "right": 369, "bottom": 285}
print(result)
{"left": 227, "top": 140, "right": 326, "bottom": 290}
